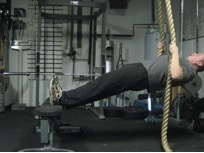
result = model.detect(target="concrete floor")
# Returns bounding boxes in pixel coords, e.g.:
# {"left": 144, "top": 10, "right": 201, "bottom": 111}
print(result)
{"left": 0, "top": 107, "right": 204, "bottom": 152}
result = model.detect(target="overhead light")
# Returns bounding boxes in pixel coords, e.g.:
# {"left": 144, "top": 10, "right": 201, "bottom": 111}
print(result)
{"left": 70, "top": 1, "right": 79, "bottom": 5}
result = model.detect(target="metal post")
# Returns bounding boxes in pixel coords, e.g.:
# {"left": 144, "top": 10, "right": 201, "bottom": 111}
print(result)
{"left": 98, "top": 9, "right": 106, "bottom": 119}
{"left": 36, "top": 4, "right": 41, "bottom": 107}
{"left": 91, "top": 18, "right": 97, "bottom": 79}
{"left": 34, "top": 2, "right": 42, "bottom": 133}
{"left": 11, "top": 42, "right": 30, "bottom": 109}
{"left": 196, "top": 0, "right": 199, "bottom": 53}
{"left": 180, "top": 0, "right": 184, "bottom": 57}
{"left": 175, "top": 0, "right": 184, "bottom": 121}
{"left": 88, "top": 9, "right": 106, "bottom": 119}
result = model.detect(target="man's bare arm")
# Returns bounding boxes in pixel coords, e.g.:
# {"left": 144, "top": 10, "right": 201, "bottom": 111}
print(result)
{"left": 169, "top": 42, "right": 184, "bottom": 80}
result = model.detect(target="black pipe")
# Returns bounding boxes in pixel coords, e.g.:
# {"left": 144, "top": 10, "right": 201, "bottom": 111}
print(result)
{"left": 183, "top": 35, "right": 204, "bottom": 41}
{"left": 94, "top": 34, "right": 133, "bottom": 38}
{"left": 93, "top": 23, "right": 159, "bottom": 38}
{"left": 152, "top": 0, "right": 155, "bottom": 24}
{"left": 92, "top": 18, "right": 97, "bottom": 72}
{"left": 88, "top": 5, "right": 93, "bottom": 67}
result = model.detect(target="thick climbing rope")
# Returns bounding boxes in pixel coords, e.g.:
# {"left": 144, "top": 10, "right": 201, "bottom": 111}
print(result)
{"left": 157, "top": 0, "right": 165, "bottom": 57}
{"left": 156, "top": 1, "right": 171, "bottom": 151}
{"left": 157, "top": 0, "right": 176, "bottom": 152}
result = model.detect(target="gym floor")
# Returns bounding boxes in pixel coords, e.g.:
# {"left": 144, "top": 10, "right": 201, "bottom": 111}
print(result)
{"left": 0, "top": 107, "right": 204, "bottom": 152}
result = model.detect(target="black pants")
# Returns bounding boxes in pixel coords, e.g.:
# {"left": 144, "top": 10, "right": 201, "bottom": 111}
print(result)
{"left": 61, "top": 63, "right": 149, "bottom": 108}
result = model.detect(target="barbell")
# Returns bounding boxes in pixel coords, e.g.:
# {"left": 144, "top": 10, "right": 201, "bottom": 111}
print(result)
{"left": 3, "top": 72, "right": 101, "bottom": 76}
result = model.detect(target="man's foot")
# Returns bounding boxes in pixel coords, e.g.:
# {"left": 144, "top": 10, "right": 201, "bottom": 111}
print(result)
{"left": 49, "top": 75, "right": 63, "bottom": 105}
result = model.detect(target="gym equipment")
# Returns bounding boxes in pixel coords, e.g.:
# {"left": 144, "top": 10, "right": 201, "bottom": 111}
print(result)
{"left": 120, "top": 106, "right": 147, "bottom": 120}
{"left": 3, "top": 71, "right": 101, "bottom": 76}
{"left": 0, "top": 80, "right": 6, "bottom": 113}
{"left": 172, "top": 75, "right": 201, "bottom": 123}
{"left": 138, "top": 92, "right": 163, "bottom": 123}
{"left": 115, "top": 43, "right": 126, "bottom": 107}
{"left": 104, "top": 106, "right": 147, "bottom": 120}
{"left": 19, "top": 105, "right": 73, "bottom": 152}
{"left": 173, "top": 94, "right": 200, "bottom": 122}
{"left": 194, "top": 117, "right": 204, "bottom": 133}
{"left": 105, "top": 29, "right": 114, "bottom": 73}
{"left": 104, "top": 106, "right": 121, "bottom": 118}
{"left": 183, "top": 75, "right": 202, "bottom": 94}
{"left": 11, "top": 40, "right": 30, "bottom": 110}
{"left": 193, "top": 99, "right": 204, "bottom": 133}
{"left": 53, "top": 113, "right": 81, "bottom": 134}
{"left": 55, "top": 122, "right": 81, "bottom": 134}
{"left": 27, "top": 0, "right": 107, "bottom": 118}
{"left": 172, "top": 75, "right": 202, "bottom": 121}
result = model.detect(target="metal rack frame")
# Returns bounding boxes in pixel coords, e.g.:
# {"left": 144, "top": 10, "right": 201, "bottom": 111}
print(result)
{"left": 36, "top": 0, "right": 106, "bottom": 118}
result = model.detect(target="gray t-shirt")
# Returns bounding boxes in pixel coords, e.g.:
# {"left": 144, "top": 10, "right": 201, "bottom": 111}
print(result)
{"left": 143, "top": 55, "right": 197, "bottom": 92}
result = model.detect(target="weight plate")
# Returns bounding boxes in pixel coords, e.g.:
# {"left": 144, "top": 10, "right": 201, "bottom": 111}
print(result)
{"left": 120, "top": 106, "right": 147, "bottom": 120}
{"left": 104, "top": 106, "right": 121, "bottom": 118}
{"left": 193, "top": 118, "right": 204, "bottom": 133}
{"left": 183, "top": 75, "right": 202, "bottom": 93}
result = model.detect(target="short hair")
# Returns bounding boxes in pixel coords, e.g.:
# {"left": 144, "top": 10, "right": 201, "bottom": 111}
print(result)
{"left": 198, "top": 60, "right": 204, "bottom": 72}
{"left": 198, "top": 66, "right": 204, "bottom": 72}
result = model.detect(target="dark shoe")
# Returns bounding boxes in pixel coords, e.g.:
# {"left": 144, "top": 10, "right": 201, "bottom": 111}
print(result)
{"left": 49, "top": 75, "right": 63, "bottom": 105}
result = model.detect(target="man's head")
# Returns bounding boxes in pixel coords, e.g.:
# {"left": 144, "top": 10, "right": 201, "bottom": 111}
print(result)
{"left": 187, "top": 53, "right": 204, "bottom": 71}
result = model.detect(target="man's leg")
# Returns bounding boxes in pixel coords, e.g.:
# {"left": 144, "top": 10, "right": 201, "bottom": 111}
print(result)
{"left": 60, "top": 63, "right": 149, "bottom": 108}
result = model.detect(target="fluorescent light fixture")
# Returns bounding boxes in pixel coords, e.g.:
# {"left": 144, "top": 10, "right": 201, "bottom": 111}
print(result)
{"left": 70, "top": 1, "right": 79, "bottom": 5}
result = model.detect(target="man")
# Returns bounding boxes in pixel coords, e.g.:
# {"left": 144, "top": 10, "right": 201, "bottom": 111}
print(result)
{"left": 46, "top": 42, "right": 204, "bottom": 108}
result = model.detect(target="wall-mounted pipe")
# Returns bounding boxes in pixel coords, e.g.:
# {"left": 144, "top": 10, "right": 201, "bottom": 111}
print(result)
{"left": 196, "top": 0, "right": 199, "bottom": 53}
{"left": 183, "top": 35, "right": 204, "bottom": 41}
{"left": 93, "top": 23, "right": 159, "bottom": 38}
{"left": 152, "top": 0, "right": 155, "bottom": 24}
{"left": 180, "top": 0, "right": 184, "bottom": 57}
{"left": 88, "top": 3, "right": 93, "bottom": 67}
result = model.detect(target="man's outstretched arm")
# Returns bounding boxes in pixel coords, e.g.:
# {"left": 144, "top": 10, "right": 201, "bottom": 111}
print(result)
{"left": 169, "top": 42, "right": 184, "bottom": 80}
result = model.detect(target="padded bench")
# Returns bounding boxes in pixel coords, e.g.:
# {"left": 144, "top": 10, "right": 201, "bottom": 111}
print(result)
{"left": 19, "top": 105, "right": 73, "bottom": 152}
